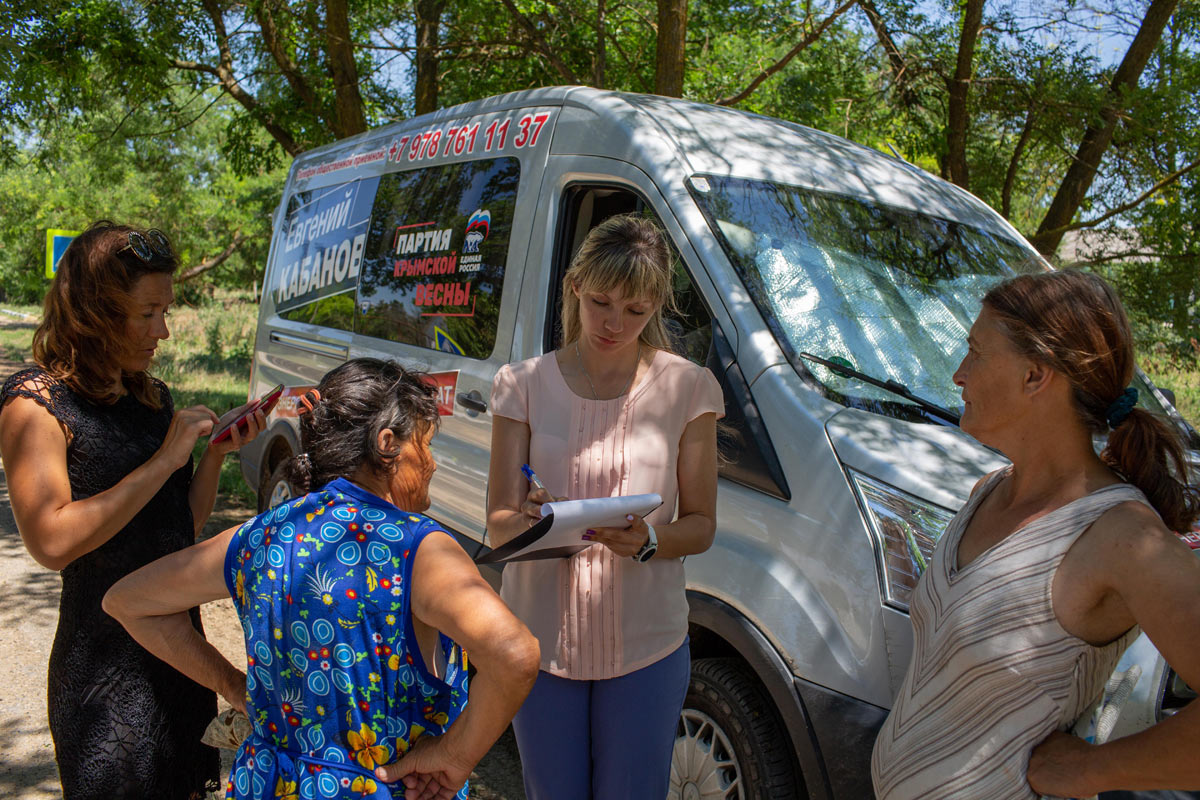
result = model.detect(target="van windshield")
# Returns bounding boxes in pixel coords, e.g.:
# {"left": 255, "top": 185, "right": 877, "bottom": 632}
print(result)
{"left": 689, "top": 174, "right": 1047, "bottom": 423}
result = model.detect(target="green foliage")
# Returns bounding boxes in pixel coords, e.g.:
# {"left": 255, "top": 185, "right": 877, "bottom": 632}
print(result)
{"left": 0, "top": 91, "right": 286, "bottom": 303}
{"left": 1106, "top": 6, "right": 1200, "bottom": 344}
{"left": 0, "top": 310, "right": 40, "bottom": 362}
{"left": 154, "top": 289, "right": 260, "bottom": 504}
{"left": 2, "top": 0, "right": 1198, "bottom": 411}
{"left": 1138, "top": 345, "right": 1200, "bottom": 429}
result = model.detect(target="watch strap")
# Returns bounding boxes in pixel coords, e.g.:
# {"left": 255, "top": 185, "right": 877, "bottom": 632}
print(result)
{"left": 634, "top": 524, "right": 658, "bottom": 562}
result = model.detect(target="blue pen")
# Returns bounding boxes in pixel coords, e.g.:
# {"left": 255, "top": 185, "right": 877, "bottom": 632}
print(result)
{"left": 521, "top": 464, "right": 548, "bottom": 493}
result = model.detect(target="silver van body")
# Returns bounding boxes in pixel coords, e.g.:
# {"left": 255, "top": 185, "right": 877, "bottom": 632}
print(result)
{"left": 240, "top": 86, "right": 1197, "bottom": 799}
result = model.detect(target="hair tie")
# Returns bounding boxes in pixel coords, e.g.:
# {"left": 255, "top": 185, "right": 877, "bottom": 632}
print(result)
{"left": 297, "top": 388, "right": 322, "bottom": 416}
{"left": 1105, "top": 387, "right": 1138, "bottom": 428}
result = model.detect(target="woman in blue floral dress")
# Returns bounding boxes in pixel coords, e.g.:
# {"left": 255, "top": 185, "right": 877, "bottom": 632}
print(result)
{"left": 104, "top": 359, "right": 540, "bottom": 800}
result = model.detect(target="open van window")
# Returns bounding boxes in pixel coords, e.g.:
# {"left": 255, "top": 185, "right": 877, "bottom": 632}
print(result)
{"left": 547, "top": 185, "right": 712, "bottom": 365}
{"left": 689, "top": 173, "right": 1045, "bottom": 424}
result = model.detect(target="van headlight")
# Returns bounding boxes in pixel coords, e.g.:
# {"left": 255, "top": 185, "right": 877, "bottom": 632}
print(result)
{"left": 848, "top": 470, "right": 955, "bottom": 611}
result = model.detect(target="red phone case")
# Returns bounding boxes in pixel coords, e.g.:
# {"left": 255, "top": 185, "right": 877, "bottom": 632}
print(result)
{"left": 212, "top": 385, "right": 283, "bottom": 443}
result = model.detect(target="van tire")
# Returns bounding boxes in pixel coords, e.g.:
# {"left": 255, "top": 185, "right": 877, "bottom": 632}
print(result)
{"left": 672, "top": 657, "right": 804, "bottom": 800}
{"left": 258, "top": 460, "right": 296, "bottom": 512}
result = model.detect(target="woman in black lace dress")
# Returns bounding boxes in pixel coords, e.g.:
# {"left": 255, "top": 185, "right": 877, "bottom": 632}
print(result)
{"left": 0, "top": 222, "right": 264, "bottom": 799}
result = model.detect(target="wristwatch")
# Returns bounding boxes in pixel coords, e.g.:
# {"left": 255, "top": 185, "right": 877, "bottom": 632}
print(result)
{"left": 633, "top": 524, "right": 658, "bottom": 563}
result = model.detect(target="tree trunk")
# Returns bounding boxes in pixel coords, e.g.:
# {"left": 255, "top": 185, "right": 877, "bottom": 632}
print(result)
{"left": 655, "top": 0, "right": 687, "bottom": 97}
{"left": 595, "top": 0, "right": 607, "bottom": 88}
{"left": 944, "top": 0, "right": 984, "bottom": 188}
{"left": 716, "top": 0, "right": 856, "bottom": 107}
{"left": 857, "top": 0, "right": 919, "bottom": 111}
{"left": 415, "top": 0, "right": 445, "bottom": 116}
{"left": 179, "top": 232, "right": 249, "bottom": 282}
{"left": 1171, "top": 287, "right": 1190, "bottom": 337}
{"left": 324, "top": 0, "right": 367, "bottom": 139}
{"left": 1031, "top": 0, "right": 1179, "bottom": 256}
{"left": 1002, "top": 104, "right": 1037, "bottom": 219}
{"left": 191, "top": 0, "right": 305, "bottom": 155}
{"left": 498, "top": 0, "right": 579, "bottom": 83}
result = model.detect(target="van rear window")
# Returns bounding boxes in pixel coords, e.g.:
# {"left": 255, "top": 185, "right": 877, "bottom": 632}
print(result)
{"left": 355, "top": 157, "right": 520, "bottom": 359}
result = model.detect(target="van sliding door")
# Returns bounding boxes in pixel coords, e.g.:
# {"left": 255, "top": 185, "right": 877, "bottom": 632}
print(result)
{"left": 347, "top": 124, "right": 553, "bottom": 550}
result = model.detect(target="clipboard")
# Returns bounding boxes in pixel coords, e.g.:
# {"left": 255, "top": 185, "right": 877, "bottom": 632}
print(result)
{"left": 476, "top": 493, "right": 663, "bottom": 564}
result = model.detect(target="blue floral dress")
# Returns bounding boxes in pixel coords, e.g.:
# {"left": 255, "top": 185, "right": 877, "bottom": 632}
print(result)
{"left": 223, "top": 477, "right": 469, "bottom": 800}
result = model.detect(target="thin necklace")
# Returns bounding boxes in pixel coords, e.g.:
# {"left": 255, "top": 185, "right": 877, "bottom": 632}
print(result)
{"left": 576, "top": 340, "right": 640, "bottom": 400}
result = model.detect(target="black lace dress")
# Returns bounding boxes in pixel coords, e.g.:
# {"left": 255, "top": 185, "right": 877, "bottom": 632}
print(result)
{"left": 1, "top": 367, "right": 220, "bottom": 800}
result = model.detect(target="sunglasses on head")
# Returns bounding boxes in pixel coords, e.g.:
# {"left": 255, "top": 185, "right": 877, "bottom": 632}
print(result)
{"left": 120, "top": 229, "right": 173, "bottom": 263}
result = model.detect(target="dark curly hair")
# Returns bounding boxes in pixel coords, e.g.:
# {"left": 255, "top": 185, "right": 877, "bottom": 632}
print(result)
{"left": 285, "top": 359, "right": 440, "bottom": 492}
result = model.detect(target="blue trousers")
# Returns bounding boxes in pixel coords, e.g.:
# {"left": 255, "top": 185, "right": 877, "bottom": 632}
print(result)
{"left": 511, "top": 641, "right": 690, "bottom": 800}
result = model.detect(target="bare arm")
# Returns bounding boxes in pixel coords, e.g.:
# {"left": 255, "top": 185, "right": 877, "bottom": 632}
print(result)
{"left": 0, "top": 391, "right": 218, "bottom": 570}
{"left": 587, "top": 411, "right": 719, "bottom": 559}
{"left": 1029, "top": 504, "right": 1200, "bottom": 795}
{"left": 186, "top": 407, "right": 265, "bottom": 536}
{"left": 375, "top": 531, "right": 539, "bottom": 797}
{"left": 101, "top": 525, "right": 246, "bottom": 711}
{"left": 486, "top": 414, "right": 559, "bottom": 547}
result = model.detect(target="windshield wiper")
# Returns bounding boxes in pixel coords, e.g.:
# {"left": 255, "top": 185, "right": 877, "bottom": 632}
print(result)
{"left": 797, "top": 351, "right": 961, "bottom": 426}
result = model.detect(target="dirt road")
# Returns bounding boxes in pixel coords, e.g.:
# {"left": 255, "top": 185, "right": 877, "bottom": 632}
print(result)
{"left": 0, "top": 340, "right": 524, "bottom": 798}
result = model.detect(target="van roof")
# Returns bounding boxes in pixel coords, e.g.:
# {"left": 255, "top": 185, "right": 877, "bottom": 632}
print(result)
{"left": 289, "top": 86, "right": 1024, "bottom": 243}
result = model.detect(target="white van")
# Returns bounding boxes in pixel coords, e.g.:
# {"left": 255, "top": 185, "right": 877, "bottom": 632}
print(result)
{"left": 240, "top": 86, "right": 1199, "bottom": 800}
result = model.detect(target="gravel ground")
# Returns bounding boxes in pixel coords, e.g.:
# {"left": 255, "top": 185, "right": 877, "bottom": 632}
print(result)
{"left": 0, "top": 336, "right": 525, "bottom": 799}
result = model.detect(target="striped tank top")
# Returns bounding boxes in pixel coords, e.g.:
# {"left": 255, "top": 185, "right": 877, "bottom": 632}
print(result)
{"left": 871, "top": 468, "right": 1148, "bottom": 800}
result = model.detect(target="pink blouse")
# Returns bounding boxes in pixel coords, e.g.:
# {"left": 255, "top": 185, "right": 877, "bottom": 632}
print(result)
{"left": 491, "top": 348, "right": 725, "bottom": 679}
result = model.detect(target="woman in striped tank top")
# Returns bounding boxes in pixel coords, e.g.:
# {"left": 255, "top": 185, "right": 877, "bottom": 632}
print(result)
{"left": 871, "top": 270, "right": 1200, "bottom": 800}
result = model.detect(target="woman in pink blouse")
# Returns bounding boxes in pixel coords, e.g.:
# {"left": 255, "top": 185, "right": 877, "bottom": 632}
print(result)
{"left": 487, "top": 213, "right": 723, "bottom": 799}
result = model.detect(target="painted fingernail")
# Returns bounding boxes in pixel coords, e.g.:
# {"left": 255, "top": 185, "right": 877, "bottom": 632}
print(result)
{"left": 582, "top": 534, "right": 593, "bottom": 541}
{"left": 586, "top": 529, "right": 595, "bottom": 535}
{"left": 626, "top": 514, "right": 634, "bottom": 521}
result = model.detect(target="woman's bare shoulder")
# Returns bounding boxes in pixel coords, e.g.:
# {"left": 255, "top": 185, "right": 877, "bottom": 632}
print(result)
{"left": 1087, "top": 498, "right": 1192, "bottom": 565}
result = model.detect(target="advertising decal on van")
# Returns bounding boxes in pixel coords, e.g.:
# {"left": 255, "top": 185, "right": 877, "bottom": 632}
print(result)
{"left": 392, "top": 221, "right": 459, "bottom": 278}
{"left": 460, "top": 209, "right": 491, "bottom": 276}
{"left": 382, "top": 112, "right": 554, "bottom": 165}
{"left": 355, "top": 157, "right": 520, "bottom": 359}
{"left": 292, "top": 110, "right": 555, "bottom": 190}
{"left": 463, "top": 210, "right": 490, "bottom": 252}
{"left": 423, "top": 371, "right": 459, "bottom": 416}
{"left": 275, "top": 177, "right": 379, "bottom": 313}
{"left": 294, "top": 147, "right": 388, "bottom": 181}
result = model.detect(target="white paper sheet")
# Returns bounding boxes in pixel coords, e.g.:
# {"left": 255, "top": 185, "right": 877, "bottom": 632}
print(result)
{"left": 477, "top": 493, "right": 663, "bottom": 564}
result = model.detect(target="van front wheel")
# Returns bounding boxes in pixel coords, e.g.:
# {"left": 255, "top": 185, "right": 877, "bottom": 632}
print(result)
{"left": 258, "top": 460, "right": 296, "bottom": 512}
{"left": 670, "top": 657, "right": 804, "bottom": 800}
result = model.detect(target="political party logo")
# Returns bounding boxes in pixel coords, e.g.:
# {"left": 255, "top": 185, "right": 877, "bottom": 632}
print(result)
{"left": 463, "top": 209, "right": 491, "bottom": 254}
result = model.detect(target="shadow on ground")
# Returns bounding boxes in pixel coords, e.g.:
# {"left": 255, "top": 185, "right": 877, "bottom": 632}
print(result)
{"left": 0, "top": 714, "right": 59, "bottom": 798}
{"left": 0, "top": 469, "right": 60, "bottom": 634}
